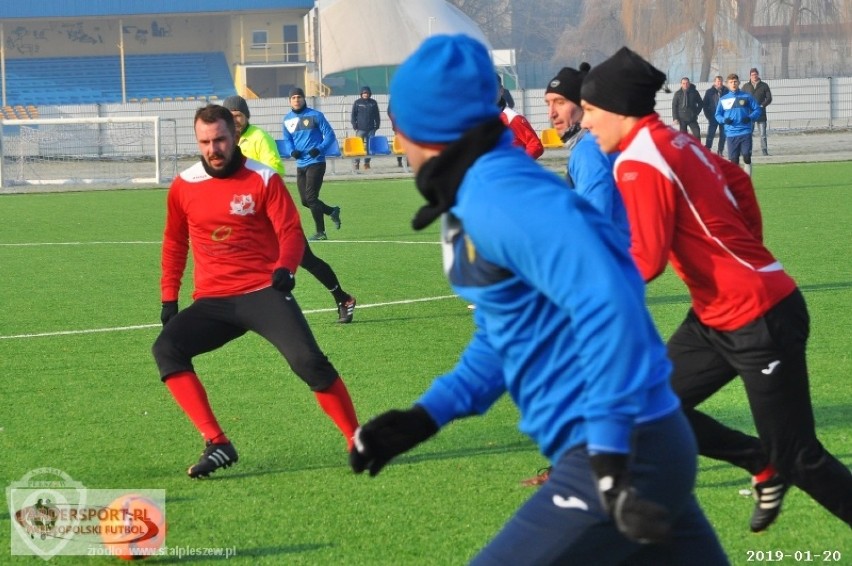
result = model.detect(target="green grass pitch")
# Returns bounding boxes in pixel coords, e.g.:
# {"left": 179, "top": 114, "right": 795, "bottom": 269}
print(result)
{"left": 0, "top": 162, "right": 850, "bottom": 564}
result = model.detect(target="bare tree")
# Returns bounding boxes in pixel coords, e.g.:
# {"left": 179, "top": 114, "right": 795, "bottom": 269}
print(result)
{"left": 757, "top": 0, "right": 843, "bottom": 78}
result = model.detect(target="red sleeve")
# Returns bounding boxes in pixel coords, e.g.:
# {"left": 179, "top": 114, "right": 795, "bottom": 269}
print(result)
{"left": 615, "top": 159, "right": 677, "bottom": 282}
{"left": 265, "top": 175, "right": 305, "bottom": 273}
{"left": 513, "top": 115, "right": 544, "bottom": 159}
{"left": 714, "top": 155, "right": 764, "bottom": 241}
{"left": 160, "top": 181, "right": 189, "bottom": 302}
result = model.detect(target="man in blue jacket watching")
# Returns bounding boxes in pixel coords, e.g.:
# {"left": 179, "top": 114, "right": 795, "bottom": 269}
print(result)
{"left": 281, "top": 87, "right": 341, "bottom": 241}
{"left": 349, "top": 35, "right": 728, "bottom": 565}
{"left": 716, "top": 74, "right": 762, "bottom": 176}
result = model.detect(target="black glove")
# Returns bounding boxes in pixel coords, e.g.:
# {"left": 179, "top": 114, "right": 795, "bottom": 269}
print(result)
{"left": 589, "top": 453, "right": 671, "bottom": 544}
{"left": 350, "top": 405, "right": 439, "bottom": 476}
{"left": 290, "top": 150, "right": 302, "bottom": 159}
{"left": 271, "top": 268, "right": 295, "bottom": 293}
{"left": 160, "top": 301, "right": 178, "bottom": 326}
{"left": 742, "top": 116, "right": 751, "bottom": 124}
{"left": 724, "top": 118, "right": 733, "bottom": 125}
{"left": 308, "top": 148, "right": 321, "bottom": 158}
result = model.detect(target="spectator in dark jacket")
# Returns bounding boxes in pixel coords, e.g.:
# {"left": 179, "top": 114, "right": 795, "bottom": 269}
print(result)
{"left": 703, "top": 76, "right": 728, "bottom": 155}
{"left": 672, "top": 77, "right": 702, "bottom": 139}
{"left": 742, "top": 68, "right": 773, "bottom": 155}
{"left": 351, "top": 86, "right": 381, "bottom": 170}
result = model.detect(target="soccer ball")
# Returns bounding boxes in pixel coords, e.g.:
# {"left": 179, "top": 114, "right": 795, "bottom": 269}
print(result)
{"left": 99, "top": 494, "right": 166, "bottom": 561}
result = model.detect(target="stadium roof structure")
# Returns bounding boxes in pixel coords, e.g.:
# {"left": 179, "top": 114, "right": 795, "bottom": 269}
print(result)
{"left": 0, "top": 0, "right": 314, "bottom": 19}
{"left": 317, "top": 0, "right": 491, "bottom": 76}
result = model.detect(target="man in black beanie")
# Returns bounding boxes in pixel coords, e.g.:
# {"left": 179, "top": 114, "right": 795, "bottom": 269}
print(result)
{"left": 544, "top": 63, "right": 629, "bottom": 245}
{"left": 581, "top": 46, "right": 852, "bottom": 533}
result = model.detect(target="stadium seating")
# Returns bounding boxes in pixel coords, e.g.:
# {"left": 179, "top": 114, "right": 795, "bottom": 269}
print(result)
{"left": 540, "top": 128, "right": 564, "bottom": 149}
{"left": 368, "top": 135, "right": 392, "bottom": 156}
{"left": 341, "top": 136, "right": 367, "bottom": 157}
{"left": 391, "top": 135, "right": 409, "bottom": 172}
{"left": 3, "top": 52, "right": 236, "bottom": 106}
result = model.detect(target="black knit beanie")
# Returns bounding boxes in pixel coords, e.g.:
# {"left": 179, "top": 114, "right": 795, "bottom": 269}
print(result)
{"left": 545, "top": 62, "right": 591, "bottom": 105}
{"left": 581, "top": 47, "right": 666, "bottom": 117}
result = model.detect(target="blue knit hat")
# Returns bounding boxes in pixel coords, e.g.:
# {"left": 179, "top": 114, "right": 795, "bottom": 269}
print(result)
{"left": 390, "top": 34, "right": 499, "bottom": 144}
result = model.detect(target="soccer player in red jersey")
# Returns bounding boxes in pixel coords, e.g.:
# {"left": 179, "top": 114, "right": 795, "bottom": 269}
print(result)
{"left": 152, "top": 104, "right": 359, "bottom": 478}
{"left": 580, "top": 47, "right": 852, "bottom": 532}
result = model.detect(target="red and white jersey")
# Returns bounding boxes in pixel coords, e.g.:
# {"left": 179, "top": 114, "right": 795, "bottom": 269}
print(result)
{"left": 500, "top": 108, "right": 544, "bottom": 160}
{"left": 161, "top": 158, "right": 305, "bottom": 301}
{"left": 614, "top": 113, "right": 796, "bottom": 330}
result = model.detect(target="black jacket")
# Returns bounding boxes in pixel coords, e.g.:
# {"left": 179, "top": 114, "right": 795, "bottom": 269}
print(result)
{"left": 742, "top": 80, "right": 772, "bottom": 122}
{"left": 703, "top": 85, "right": 729, "bottom": 124}
{"left": 672, "top": 84, "right": 702, "bottom": 123}
{"left": 351, "top": 96, "right": 381, "bottom": 132}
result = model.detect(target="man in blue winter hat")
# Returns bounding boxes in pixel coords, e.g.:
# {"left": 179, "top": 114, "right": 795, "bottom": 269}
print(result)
{"left": 348, "top": 34, "right": 728, "bottom": 565}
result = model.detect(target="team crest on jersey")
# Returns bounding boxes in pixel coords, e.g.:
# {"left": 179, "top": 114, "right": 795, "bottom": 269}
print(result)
{"left": 738, "top": 99, "right": 747, "bottom": 107}
{"left": 302, "top": 118, "right": 311, "bottom": 127}
{"left": 230, "top": 194, "right": 256, "bottom": 216}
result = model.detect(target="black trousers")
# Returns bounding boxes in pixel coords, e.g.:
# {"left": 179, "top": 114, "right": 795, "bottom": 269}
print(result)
{"left": 296, "top": 162, "right": 332, "bottom": 234}
{"left": 152, "top": 287, "right": 338, "bottom": 391}
{"left": 669, "top": 289, "right": 852, "bottom": 524}
{"left": 300, "top": 236, "right": 339, "bottom": 291}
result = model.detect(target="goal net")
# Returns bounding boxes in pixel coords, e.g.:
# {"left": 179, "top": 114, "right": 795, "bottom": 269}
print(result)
{"left": 0, "top": 116, "right": 177, "bottom": 188}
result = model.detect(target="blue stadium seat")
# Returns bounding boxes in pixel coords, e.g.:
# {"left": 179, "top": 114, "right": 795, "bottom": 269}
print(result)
{"left": 368, "top": 135, "right": 392, "bottom": 156}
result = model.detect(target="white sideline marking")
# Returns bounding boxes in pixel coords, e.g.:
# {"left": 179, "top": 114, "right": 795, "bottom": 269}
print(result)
{"left": 0, "top": 295, "right": 459, "bottom": 340}
{"left": 0, "top": 239, "right": 440, "bottom": 247}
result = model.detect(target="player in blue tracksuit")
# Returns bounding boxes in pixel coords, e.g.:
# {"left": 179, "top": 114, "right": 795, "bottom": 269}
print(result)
{"left": 350, "top": 35, "right": 728, "bottom": 565}
{"left": 715, "top": 73, "right": 762, "bottom": 176}
{"left": 544, "top": 64, "right": 630, "bottom": 252}
{"left": 280, "top": 87, "right": 341, "bottom": 240}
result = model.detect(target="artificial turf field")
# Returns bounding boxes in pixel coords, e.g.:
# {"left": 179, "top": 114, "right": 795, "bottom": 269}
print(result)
{"left": 1, "top": 162, "right": 850, "bottom": 564}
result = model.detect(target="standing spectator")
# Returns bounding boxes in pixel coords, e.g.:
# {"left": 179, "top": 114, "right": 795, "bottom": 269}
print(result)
{"left": 281, "top": 87, "right": 341, "bottom": 241}
{"left": 716, "top": 73, "right": 762, "bottom": 176}
{"left": 351, "top": 86, "right": 380, "bottom": 171}
{"left": 152, "top": 104, "right": 360, "bottom": 478}
{"left": 702, "top": 75, "right": 728, "bottom": 155}
{"left": 223, "top": 95, "right": 357, "bottom": 323}
{"left": 351, "top": 34, "right": 728, "bottom": 565}
{"left": 498, "top": 74, "right": 543, "bottom": 159}
{"left": 497, "top": 73, "right": 515, "bottom": 108}
{"left": 581, "top": 46, "right": 852, "bottom": 532}
{"left": 671, "top": 77, "right": 702, "bottom": 139}
{"left": 742, "top": 67, "right": 773, "bottom": 155}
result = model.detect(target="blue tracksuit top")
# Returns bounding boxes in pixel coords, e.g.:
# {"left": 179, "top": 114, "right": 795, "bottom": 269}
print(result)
{"left": 416, "top": 133, "right": 679, "bottom": 462}
{"left": 715, "top": 90, "right": 761, "bottom": 138}
{"left": 281, "top": 107, "right": 337, "bottom": 167}
{"left": 566, "top": 131, "right": 631, "bottom": 250}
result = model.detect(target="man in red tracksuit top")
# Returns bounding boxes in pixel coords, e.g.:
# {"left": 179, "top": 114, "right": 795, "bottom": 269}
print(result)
{"left": 580, "top": 47, "right": 852, "bottom": 533}
{"left": 152, "top": 104, "right": 359, "bottom": 479}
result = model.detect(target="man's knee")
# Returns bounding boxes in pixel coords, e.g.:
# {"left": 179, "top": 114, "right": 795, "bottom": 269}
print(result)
{"left": 287, "top": 350, "right": 337, "bottom": 391}
{"left": 152, "top": 334, "right": 191, "bottom": 378}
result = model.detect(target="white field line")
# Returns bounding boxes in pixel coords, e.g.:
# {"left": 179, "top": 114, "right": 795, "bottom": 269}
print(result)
{"left": 0, "top": 239, "right": 440, "bottom": 247}
{"left": 0, "top": 295, "right": 459, "bottom": 340}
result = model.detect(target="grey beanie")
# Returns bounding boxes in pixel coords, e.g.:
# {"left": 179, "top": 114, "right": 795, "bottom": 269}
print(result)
{"left": 222, "top": 95, "right": 250, "bottom": 119}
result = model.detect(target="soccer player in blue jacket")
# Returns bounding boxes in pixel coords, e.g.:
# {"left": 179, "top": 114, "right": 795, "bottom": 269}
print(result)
{"left": 715, "top": 74, "right": 762, "bottom": 176}
{"left": 349, "top": 35, "right": 728, "bottom": 565}
{"left": 280, "top": 87, "right": 341, "bottom": 241}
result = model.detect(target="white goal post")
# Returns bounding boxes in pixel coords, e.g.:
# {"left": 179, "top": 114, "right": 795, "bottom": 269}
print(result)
{"left": 0, "top": 116, "right": 177, "bottom": 189}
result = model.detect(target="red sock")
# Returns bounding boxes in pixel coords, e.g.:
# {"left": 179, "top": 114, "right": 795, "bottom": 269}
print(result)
{"left": 754, "top": 463, "right": 777, "bottom": 483}
{"left": 314, "top": 377, "right": 359, "bottom": 450}
{"left": 164, "top": 371, "right": 228, "bottom": 444}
